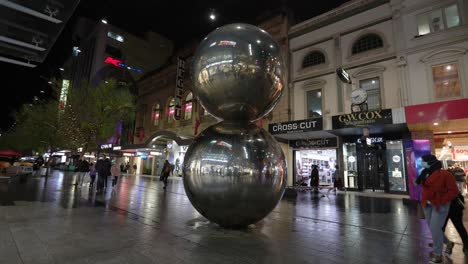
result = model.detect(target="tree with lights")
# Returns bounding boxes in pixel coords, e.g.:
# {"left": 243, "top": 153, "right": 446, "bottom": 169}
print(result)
{"left": 61, "top": 79, "right": 135, "bottom": 155}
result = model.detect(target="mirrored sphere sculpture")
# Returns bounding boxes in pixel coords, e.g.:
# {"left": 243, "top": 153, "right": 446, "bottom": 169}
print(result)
{"left": 183, "top": 122, "right": 287, "bottom": 228}
{"left": 191, "top": 23, "right": 284, "bottom": 121}
{"left": 184, "top": 23, "right": 287, "bottom": 228}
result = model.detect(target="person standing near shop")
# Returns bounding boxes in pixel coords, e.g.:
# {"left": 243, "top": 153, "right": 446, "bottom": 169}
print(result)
{"left": 310, "top": 165, "right": 319, "bottom": 193}
{"left": 417, "top": 154, "right": 458, "bottom": 263}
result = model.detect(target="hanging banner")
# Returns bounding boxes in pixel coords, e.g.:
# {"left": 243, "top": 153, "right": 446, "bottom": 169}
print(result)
{"left": 174, "top": 57, "right": 185, "bottom": 120}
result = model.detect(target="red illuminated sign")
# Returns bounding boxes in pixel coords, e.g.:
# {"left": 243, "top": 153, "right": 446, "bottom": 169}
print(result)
{"left": 104, "top": 57, "right": 123, "bottom": 68}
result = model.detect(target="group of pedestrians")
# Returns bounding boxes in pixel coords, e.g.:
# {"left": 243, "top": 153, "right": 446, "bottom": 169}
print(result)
{"left": 75, "top": 156, "right": 123, "bottom": 194}
{"left": 415, "top": 154, "right": 468, "bottom": 263}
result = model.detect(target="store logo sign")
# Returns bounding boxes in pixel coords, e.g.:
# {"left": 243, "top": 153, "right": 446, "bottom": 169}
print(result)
{"left": 332, "top": 109, "right": 393, "bottom": 129}
{"left": 269, "top": 118, "right": 323, "bottom": 134}
{"left": 290, "top": 137, "right": 338, "bottom": 149}
{"left": 100, "top": 144, "right": 113, "bottom": 149}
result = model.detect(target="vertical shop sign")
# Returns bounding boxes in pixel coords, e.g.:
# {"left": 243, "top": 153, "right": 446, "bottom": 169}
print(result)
{"left": 174, "top": 57, "right": 185, "bottom": 120}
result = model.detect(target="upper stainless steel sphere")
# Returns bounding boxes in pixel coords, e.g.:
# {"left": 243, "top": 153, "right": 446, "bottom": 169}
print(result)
{"left": 183, "top": 122, "right": 287, "bottom": 228}
{"left": 192, "top": 23, "right": 285, "bottom": 121}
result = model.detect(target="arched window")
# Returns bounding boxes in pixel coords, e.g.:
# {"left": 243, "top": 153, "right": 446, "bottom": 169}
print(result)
{"left": 167, "top": 97, "right": 175, "bottom": 123}
{"left": 352, "top": 34, "right": 383, "bottom": 54}
{"left": 183, "top": 92, "right": 193, "bottom": 120}
{"left": 152, "top": 103, "right": 161, "bottom": 126}
{"left": 302, "top": 51, "right": 325, "bottom": 68}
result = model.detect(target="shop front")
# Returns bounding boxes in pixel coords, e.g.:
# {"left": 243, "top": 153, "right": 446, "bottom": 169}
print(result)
{"left": 292, "top": 138, "right": 338, "bottom": 186}
{"left": 269, "top": 117, "right": 338, "bottom": 187}
{"left": 405, "top": 98, "right": 468, "bottom": 200}
{"left": 331, "top": 108, "right": 410, "bottom": 194}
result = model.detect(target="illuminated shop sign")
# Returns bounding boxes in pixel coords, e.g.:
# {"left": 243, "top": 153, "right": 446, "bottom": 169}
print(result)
{"left": 269, "top": 118, "right": 323, "bottom": 134}
{"left": 174, "top": 57, "right": 185, "bottom": 120}
{"left": 290, "top": 138, "right": 338, "bottom": 149}
{"left": 100, "top": 144, "right": 113, "bottom": 149}
{"left": 356, "top": 137, "right": 384, "bottom": 144}
{"left": 332, "top": 109, "right": 393, "bottom": 129}
{"left": 113, "top": 146, "right": 121, "bottom": 150}
{"left": 104, "top": 56, "right": 142, "bottom": 73}
{"left": 123, "top": 153, "right": 135, "bottom": 157}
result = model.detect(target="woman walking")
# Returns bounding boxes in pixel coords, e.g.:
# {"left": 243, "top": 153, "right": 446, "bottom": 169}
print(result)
{"left": 418, "top": 154, "right": 458, "bottom": 263}
{"left": 111, "top": 162, "right": 122, "bottom": 188}
{"left": 161, "top": 160, "right": 171, "bottom": 190}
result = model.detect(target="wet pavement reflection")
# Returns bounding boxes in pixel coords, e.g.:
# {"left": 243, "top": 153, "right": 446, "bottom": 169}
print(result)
{"left": 0, "top": 169, "right": 466, "bottom": 263}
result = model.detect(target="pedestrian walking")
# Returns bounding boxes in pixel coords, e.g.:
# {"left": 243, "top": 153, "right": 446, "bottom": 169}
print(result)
{"left": 95, "top": 156, "right": 111, "bottom": 193}
{"left": 125, "top": 163, "right": 130, "bottom": 174}
{"left": 452, "top": 163, "right": 466, "bottom": 195}
{"left": 442, "top": 192, "right": 468, "bottom": 255}
{"left": 133, "top": 164, "right": 137, "bottom": 175}
{"left": 161, "top": 160, "right": 171, "bottom": 190}
{"left": 416, "top": 154, "right": 458, "bottom": 263}
{"left": 75, "top": 158, "right": 89, "bottom": 187}
{"left": 111, "top": 162, "right": 122, "bottom": 188}
{"left": 89, "top": 162, "right": 96, "bottom": 187}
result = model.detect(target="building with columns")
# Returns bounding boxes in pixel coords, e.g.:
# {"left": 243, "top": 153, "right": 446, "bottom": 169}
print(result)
{"left": 272, "top": 0, "right": 468, "bottom": 195}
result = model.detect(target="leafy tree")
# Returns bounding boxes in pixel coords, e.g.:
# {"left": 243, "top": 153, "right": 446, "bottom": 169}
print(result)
{"left": 61, "top": 79, "right": 135, "bottom": 155}
{"left": 0, "top": 79, "right": 135, "bottom": 172}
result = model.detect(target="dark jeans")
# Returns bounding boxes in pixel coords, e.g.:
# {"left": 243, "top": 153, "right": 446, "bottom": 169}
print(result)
{"left": 90, "top": 174, "right": 96, "bottom": 185}
{"left": 112, "top": 176, "right": 118, "bottom": 187}
{"left": 163, "top": 173, "right": 169, "bottom": 187}
{"left": 443, "top": 200, "right": 468, "bottom": 248}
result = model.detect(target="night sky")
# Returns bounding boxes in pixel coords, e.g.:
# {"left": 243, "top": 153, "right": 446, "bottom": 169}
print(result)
{"left": 0, "top": 0, "right": 350, "bottom": 132}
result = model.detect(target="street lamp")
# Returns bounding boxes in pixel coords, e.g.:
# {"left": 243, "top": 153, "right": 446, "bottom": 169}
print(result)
{"left": 101, "top": 18, "right": 108, "bottom": 24}
{"left": 59, "top": 67, "right": 64, "bottom": 71}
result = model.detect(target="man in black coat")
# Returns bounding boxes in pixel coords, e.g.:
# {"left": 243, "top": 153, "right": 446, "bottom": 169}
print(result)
{"left": 95, "top": 156, "right": 111, "bottom": 193}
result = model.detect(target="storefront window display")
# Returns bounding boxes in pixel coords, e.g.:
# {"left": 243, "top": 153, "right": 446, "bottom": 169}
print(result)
{"left": 295, "top": 149, "right": 337, "bottom": 185}
{"left": 343, "top": 136, "right": 408, "bottom": 193}
{"left": 386, "top": 140, "right": 407, "bottom": 192}
{"left": 343, "top": 143, "right": 358, "bottom": 188}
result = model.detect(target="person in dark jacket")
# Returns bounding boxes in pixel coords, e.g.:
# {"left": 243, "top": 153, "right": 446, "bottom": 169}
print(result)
{"left": 310, "top": 165, "right": 319, "bottom": 192}
{"left": 452, "top": 163, "right": 466, "bottom": 195}
{"left": 442, "top": 192, "right": 468, "bottom": 255}
{"left": 95, "top": 156, "right": 111, "bottom": 193}
{"left": 161, "top": 160, "right": 171, "bottom": 190}
{"left": 75, "top": 158, "right": 89, "bottom": 186}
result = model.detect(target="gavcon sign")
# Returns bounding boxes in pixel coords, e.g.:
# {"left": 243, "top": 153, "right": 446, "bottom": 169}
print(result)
{"left": 269, "top": 118, "right": 323, "bottom": 134}
{"left": 332, "top": 109, "right": 393, "bottom": 129}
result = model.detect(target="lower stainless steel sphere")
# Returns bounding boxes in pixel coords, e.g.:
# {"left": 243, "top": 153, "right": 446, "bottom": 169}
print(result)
{"left": 183, "top": 122, "right": 287, "bottom": 228}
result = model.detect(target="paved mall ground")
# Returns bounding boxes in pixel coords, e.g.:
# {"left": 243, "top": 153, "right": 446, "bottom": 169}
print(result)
{"left": 0, "top": 171, "right": 466, "bottom": 264}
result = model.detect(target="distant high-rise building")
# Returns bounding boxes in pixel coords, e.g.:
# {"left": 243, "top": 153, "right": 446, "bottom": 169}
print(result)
{"left": 62, "top": 17, "right": 173, "bottom": 89}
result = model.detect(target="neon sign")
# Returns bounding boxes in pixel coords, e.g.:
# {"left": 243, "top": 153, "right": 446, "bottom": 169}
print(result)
{"left": 104, "top": 56, "right": 142, "bottom": 73}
